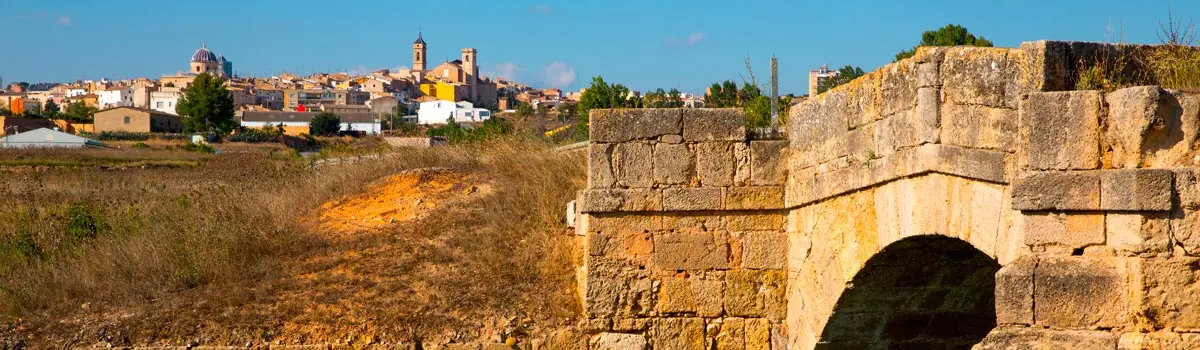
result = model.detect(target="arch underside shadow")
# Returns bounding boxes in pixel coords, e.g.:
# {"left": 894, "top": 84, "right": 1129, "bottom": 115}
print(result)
{"left": 817, "top": 235, "right": 1000, "bottom": 350}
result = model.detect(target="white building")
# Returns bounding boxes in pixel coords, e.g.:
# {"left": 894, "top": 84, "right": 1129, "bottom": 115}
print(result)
{"left": 150, "top": 91, "right": 182, "bottom": 115}
{"left": 66, "top": 88, "right": 88, "bottom": 97}
{"left": 0, "top": 128, "right": 104, "bottom": 148}
{"left": 98, "top": 87, "right": 133, "bottom": 109}
{"left": 416, "top": 100, "right": 491, "bottom": 125}
{"left": 240, "top": 111, "right": 381, "bottom": 135}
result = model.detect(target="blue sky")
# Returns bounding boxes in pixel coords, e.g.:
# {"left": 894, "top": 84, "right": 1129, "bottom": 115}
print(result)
{"left": 2, "top": 0, "right": 1197, "bottom": 94}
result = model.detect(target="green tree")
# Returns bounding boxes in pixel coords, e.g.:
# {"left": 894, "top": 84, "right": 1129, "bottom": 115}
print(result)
{"left": 705, "top": 81, "right": 739, "bottom": 108}
{"left": 576, "top": 76, "right": 634, "bottom": 135}
{"left": 895, "top": 24, "right": 994, "bottom": 61}
{"left": 62, "top": 101, "right": 97, "bottom": 122}
{"left": 515, "top": 102, "right": 534, "bottom": 119}
{"left": 666, "top": 88, "right": 683, "bottom": 108}
{"left": 737, "top": 83, "right": 762, "bottom": 106}
{"left": 744, "top": 95, "right": 773, "bottom": 128}
{"left": 817, "top": 66, "right": 867, "bottom": 94}
{"left": 176, "top": 73, "right": 235, "bottom": 133}
{"left": 43, "top": 100, "right": 60, "bottom": 119}
{"left": 309, "top": 112, "right": 342, "bottom": 136}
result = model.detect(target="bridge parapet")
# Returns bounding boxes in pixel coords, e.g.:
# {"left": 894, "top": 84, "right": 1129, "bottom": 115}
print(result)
{"left": 571, "top": 42, "right": 1200, "bottom": 350}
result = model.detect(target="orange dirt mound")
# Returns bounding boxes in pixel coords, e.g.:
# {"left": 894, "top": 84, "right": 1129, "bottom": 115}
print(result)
{"left": 314, "top": 168, "right": 474, "bottom": 237}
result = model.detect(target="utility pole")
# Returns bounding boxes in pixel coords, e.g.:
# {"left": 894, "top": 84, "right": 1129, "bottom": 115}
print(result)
{"left": 770, "top": 56, "right": 779, "bottom": 127}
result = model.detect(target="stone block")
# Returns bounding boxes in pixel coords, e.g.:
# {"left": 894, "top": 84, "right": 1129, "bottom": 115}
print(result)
{"left": 715, "top": 318, "right": 745, "bottom": 350}
{"left": 696, "top": 142, "right": 734, "bottom": 187}
{"left": 592, "top": 333, "right": 646, "bottom": 350}
{"left": 881, "top": 60, "right": 918, "bottom": 117}
{"left": 848, "top": 73, "right": 883, "bottom": 128}
{"left": 917, "top": 61, "right": 940, "bottom": 88}
{"left": 613, "top": 142, "right": 653, "bottom": 188}
{"left": 660, "top": 134, "right": 683, "bottom": 144}
{"left": 662, "top": 188, "right": 723, "bottom": 211}
{"left": 724, "top": 270, "right": 786, "bottom": 320}
{"left": 725, "top": 186, "right": 784, "bottom": 210}
{"left": 940, "top": 47, "right": 1022, "bottom": 109}
{"left": 588, "top": 214, "right": 662, "bottom": 233}
{"left": 1118, "top": 332, "right": 1200, "bottom": 350}
{"left": 652, "top": 143, "right": 693, "bottom": 185}
{"left": 974, "top": 327, "right": 1117, "bottom": 350}
{"left": 1138, "top": 257, "right": 1200, "bottom": 330}
{"left": 1022, "top": 212, "right": 1105, "bottom": 249}
{"left": 745, "top": 318, "right": 772, "bottom": 350}
{"left": 733, "top": 142, "right": 752, "bottom": 186}
{"left": 1034, "top": 257, "right": 1130, "bottom": 329}
{"left": 682, "top": 108, "right": 745, "bottom": 141}
{"left": 1104, "top": 86, "right": 1166, "bottom": 168}
{"left": 590, "top": 109, "right": 682, "bottom": 143}
{"left": 579, "top": 189, "right": 662, "bottom": 213}
{"left": 994, "top": 256, "right": 1035, "bottom": 325}
{"left": 656, "top": 274, "right": 724, "bottom": 317}
{"left": 611, "top": 318, "right": 651, "bottom": 333}
{"left": 913, "top": 87, "right": 941, "bottom": 144}
{"left": 651, "top": 318, "right": 705, "bottom": 350}
{"left": 1107, "top": 212, "right": 1171, "bottom": 254}
{"left": 789, "top": 91, "right": 849, "bottom": 152}
{"left": 653, "top": 231, "right": 729, "bottom": 270}
{"left": 749, "top": 140, "right": 787, "bottom": 186}
{"left": 726, "top": 213, "right": 785, "bottom": 231}
{"left": 940, "top": 103, "right": 1018, "bottom": 152}
{"left": 1011, "top": 171, "right": 1101, "bottom": 210}
{"left": 1099, "top": 169, "right": 1173, "bottom": 211}
{"left": 1172, "top": 169, "right": 1200, "bottom": 255}
{"left": 1020, "top": 91, "right": 1103, "bottom": 170}
{"left": 923, "top": 143, "right": 1008, "bottom": 183}
{"left": 589, "top": 143, "right": 616, "bottom": 188}
{"left": 741, "top": 231, "right": 787, "bottom": 269}
{"left": 585, "top": 257, "right": 655, "bottom": 318}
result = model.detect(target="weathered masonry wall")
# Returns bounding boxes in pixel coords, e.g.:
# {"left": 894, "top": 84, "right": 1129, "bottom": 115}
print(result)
{"left": 577, "top": 41, "right": 1200, "bottom": 350}
{"left": 577, "top": 108, "right": 790, "bottom": 349}
{"left": 983, "top": 86, "right": 1200, "bottom": 349}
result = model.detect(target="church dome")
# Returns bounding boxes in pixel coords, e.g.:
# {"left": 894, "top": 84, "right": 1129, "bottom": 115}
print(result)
{"left": 192, "top": 44, "right": 218, "bottom": 63}
{"left": 217, "top": 55, "right": 227, "bottom": 63}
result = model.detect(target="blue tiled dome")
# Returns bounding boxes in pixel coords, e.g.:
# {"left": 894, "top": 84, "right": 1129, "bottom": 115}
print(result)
{"left": 192, "top": 44, "right": 217, "bottom": 63}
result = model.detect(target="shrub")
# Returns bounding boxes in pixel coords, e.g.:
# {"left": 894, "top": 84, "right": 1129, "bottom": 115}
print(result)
{"left": 97, "top": 131, "right": 151, "bottom": 141}
{"left": 64, "top": 205, "right": 106, "bottom": 244}
{"left": 310, "top": 112, "right": 341, "bottom": 136}
{"left": 228, "top": 127, "right": 282, "bottom": 143}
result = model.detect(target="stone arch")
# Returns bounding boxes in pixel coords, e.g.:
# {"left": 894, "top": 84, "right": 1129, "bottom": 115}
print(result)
{"left": 787, "top": 174, "right": 1024, "bottom": 349}
{"left": 816, "top": 235, "right": 999, "bottom": 349}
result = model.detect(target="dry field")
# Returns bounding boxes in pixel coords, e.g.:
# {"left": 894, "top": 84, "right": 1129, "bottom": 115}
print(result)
{"left": 0, "top": 138, "right": 585, "bottom": 347}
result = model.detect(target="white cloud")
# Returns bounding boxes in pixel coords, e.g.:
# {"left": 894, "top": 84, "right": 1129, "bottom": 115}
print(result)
{"left": 55, "top": 15, "right": 71, "bottom": 26}
{"left": 392, "top": 65, "right": 411, "bottom": 72}
{"left": 542, "top": 62, "right": 576, "bottom": 88}
{"left": 532, "top": 5, "right": 551, "bottom": 13}
{"left": 665, "top": 32, "right": 705, "bottom": 46}
{"left": 486, "top": 62, "right": 520, "bottom": 81}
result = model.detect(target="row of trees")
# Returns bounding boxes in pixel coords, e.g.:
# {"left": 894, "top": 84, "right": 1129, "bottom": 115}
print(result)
{"left": 1, "top": 100, "right": 99, "bottom": 122}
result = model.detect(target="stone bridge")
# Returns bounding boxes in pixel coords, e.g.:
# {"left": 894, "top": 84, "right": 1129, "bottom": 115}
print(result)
{"left": 573, "top": 41, "right": 1200, "bottom": 349}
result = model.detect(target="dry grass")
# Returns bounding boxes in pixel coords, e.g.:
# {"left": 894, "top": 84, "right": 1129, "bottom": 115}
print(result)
{"left": 0, "top": 138, "right": 585, "bottom": 347}
{"left": 1075, "top": 44, "right": 1200, "bottom": 91}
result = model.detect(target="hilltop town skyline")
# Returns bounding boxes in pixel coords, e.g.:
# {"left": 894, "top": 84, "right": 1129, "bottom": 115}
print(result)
{"left": 1, "top": 0, "right": 1198, "bottom": 93}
